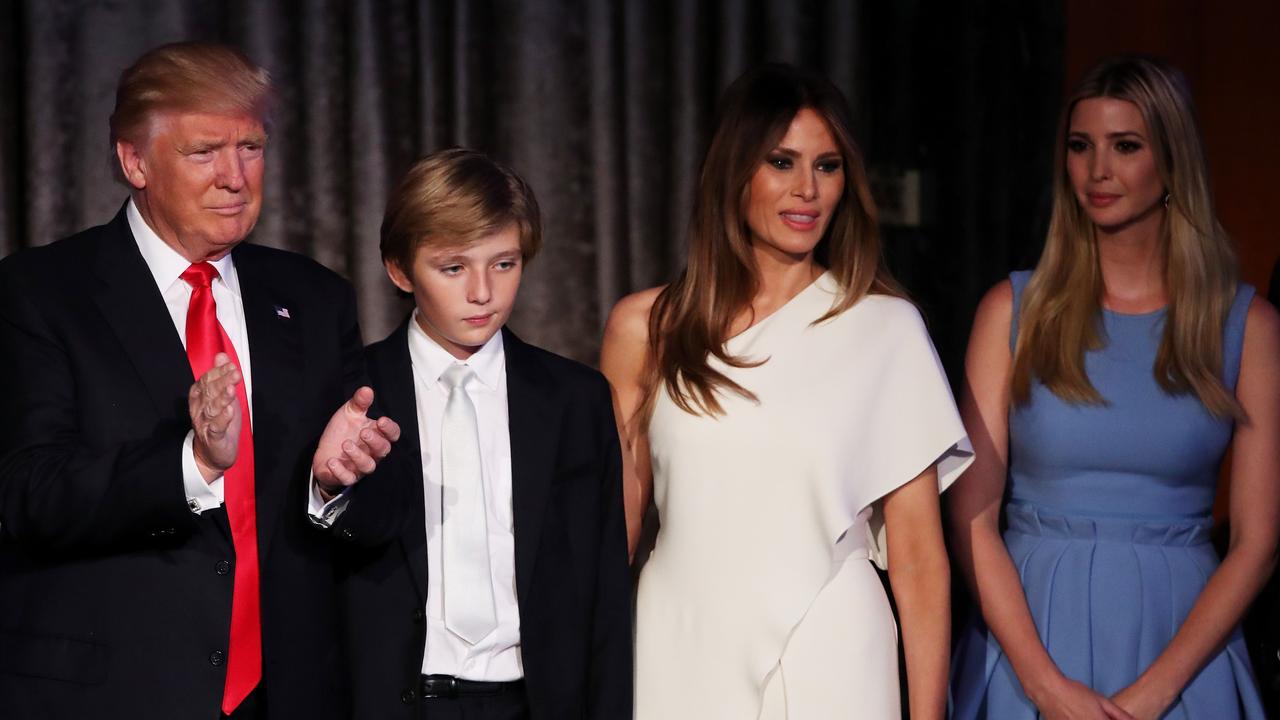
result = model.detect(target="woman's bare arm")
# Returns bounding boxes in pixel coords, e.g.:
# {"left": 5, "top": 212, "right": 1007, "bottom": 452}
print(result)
{"left": 948, "top": 282, "right": 1131, "bottom": 719}
{"left": 884, "top": 466, "right": 950, "bottom": 720}
{"left": 599, "top": 287, "right": 662, "bottom": 561}
{"left": 1112, "top": 298, "right": 1280, "bottom": 719}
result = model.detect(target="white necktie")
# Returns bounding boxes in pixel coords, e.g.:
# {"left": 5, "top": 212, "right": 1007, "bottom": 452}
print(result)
{"left": 439, "top": 364, "right": 498, "bottom": 644}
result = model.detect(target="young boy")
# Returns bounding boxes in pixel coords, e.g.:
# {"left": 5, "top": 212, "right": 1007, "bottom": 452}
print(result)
{"left": 310, "top": 149, "right": 632, "bottom": 719}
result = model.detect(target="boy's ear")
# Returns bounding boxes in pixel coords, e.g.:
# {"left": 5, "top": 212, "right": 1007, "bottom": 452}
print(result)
{"left": 384, "top": 258, "right": 415, "bottom": 294}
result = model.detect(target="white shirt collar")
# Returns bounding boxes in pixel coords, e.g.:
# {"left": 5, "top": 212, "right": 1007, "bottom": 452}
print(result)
{"left": 406, "top": 310, "right": 506, "bottom": 391}
{"left": 127, "top": 198, "right": 241, "bottom": 297}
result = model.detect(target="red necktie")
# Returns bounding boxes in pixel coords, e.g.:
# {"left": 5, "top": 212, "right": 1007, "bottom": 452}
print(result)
{"left": 181, "top": 262, "right": 261, "bottom": 714}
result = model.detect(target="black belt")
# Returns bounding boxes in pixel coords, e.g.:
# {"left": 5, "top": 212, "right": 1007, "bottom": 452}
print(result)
{"left": 420, "top": 674, "right": 524, "bottom": 699}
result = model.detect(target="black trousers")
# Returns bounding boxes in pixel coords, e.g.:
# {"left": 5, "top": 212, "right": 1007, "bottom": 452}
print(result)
{"left": 418, "top": 689, "right": 530, "bottom": 720}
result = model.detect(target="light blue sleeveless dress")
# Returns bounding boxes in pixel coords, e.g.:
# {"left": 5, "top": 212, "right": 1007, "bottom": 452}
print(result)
{"left": 950, "top": 270, "right": 1267, "bottom": 719}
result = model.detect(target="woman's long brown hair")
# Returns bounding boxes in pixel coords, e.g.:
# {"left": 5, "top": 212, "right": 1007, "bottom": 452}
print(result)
{"left": 1011, "top": 56, "right": 1245, "bottom": 421}
{"left": 645, "top": 63, "right": 903, "bottom": 419}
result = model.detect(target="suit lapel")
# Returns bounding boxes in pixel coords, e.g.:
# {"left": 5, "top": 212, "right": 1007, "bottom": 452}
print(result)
{"left": 90, "top": 207, "right": 194, "bottom": 421}
{"left": 233, "top": 244, "right": 303, "bottom": 558}
{"left": 89, "top": 214, "right": 307, "bottom": 557}
{"left": 503, "top": 328, "right": 559, "bottom": 606}
{"left": 373, "top": 321, "right": 430, "bottom": 604}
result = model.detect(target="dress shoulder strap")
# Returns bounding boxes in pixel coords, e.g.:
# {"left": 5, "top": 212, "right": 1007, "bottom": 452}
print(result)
{"left": 1008, "top": 270, "right": 1034, "bottom": 351}
{"left": 1222, "top": 283, "right": 1256, "bottom": 390}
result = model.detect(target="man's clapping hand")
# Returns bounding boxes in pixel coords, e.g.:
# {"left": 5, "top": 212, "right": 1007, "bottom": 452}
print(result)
{"left": 188, "top": 352, "right": 242, "bottom": 483}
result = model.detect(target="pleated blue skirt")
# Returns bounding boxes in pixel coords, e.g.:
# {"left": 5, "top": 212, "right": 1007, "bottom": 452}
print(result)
{"left": 951, "top": 503, "right": 1267, "bottom": 719}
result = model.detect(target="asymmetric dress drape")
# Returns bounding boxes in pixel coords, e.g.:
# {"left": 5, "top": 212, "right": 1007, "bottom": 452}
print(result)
{"left": 950, "top": 270, "right": 1267, "bottom": 719}
{"left": 634, "top": 273, "right": 973, "bottom": 719}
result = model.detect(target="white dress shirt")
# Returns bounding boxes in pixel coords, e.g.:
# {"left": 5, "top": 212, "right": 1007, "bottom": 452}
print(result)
{"left": 307, "top": 314, "right": 523, "bottom": 679}
{"left": 127, "top": 199, "right": 254, "bottom": 514}
{"left": 408, "top": 317, "right": 523, "bottom": 680}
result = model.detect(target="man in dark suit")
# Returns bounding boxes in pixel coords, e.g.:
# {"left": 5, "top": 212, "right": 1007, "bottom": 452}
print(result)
{"left": 309, "top": 149, "right": 632, "bottom": 719}
{"left": 0, "top": 42, "right": 397, "bottom": 720}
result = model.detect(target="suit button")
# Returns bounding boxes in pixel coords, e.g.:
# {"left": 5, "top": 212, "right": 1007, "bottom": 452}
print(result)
{"left": 339, "top": 528, "right": 355, "bottom": 540}
{"left": 411, "top": 608, "right": 425, "bottom": 623}
{"left": 209, "top": 650, "right": 226, "bottom": 667}
{"left": 215, "top": 560, "right": 231, "bottom": 576}
{"left": 401, "top": 688, "right": 416, "bottom": 704}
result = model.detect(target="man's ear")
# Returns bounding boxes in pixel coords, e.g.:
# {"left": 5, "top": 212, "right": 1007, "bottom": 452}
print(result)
{"left": 115, "top": 140, "right": 147, "bottom": 190}
{"left": 384, "top": 258, "right": 414, "bottom": 294}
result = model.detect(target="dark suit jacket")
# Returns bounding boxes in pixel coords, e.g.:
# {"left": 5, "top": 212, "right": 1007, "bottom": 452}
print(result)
{"left": 332, "top": 320, "right": 632, "bottom": 719}
{"left": 0, "top": 206, "right": 362, "bottom": 720}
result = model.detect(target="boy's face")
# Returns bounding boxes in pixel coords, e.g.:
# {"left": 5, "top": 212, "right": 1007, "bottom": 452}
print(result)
{"left": 386, "top": 224, "right": 524, "bottom": 360}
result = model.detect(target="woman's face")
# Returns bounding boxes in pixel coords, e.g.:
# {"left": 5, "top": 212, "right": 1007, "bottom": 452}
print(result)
{"left": 1065, "top": 97, "right": 1166, "bottom": 233}
{"left": 745, "top": 107, "right": 845, "bottom": 263}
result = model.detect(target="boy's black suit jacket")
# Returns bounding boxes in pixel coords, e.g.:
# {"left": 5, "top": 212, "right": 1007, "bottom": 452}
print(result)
{"left": 0, "top": 206, "right": 361, "bottom": 719}
{"left": 332, "top": 319, "right": 632, "bottom": 719}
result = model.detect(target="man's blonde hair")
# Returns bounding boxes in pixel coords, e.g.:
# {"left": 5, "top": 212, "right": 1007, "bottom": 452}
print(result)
{"left": 110, "top": 42, "right": 272, "bottom": 151}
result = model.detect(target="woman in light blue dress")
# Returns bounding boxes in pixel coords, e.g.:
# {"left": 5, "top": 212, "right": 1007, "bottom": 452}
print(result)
{"left": 949, "top": 56, "right": 1278, "bottom": 719}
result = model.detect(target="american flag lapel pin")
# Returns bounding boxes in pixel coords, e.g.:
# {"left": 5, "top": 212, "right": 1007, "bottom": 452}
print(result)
{"left": 274, "top": 305, "right": 291, "bottom": 320}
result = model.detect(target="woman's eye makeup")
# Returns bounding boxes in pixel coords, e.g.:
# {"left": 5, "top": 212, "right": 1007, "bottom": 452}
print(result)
{"left": 766, "top": 153, "right": 842, "bottom": 172}
{"left": 1066, "top": 135, "right": 1145, "bottom": 154}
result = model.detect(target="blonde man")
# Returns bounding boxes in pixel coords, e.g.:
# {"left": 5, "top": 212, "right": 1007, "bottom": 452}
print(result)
{"left": 0, "top": 42, "right": 397, "bottom": 720}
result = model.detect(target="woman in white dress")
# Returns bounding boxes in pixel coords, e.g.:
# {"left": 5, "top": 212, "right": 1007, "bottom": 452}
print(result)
{"left": 601, "top": 64, "right": 973, "bottom": 719}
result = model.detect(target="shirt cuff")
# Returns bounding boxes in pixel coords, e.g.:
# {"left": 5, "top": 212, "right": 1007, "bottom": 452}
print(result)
{"left": 307, "top": 473, "right": 351, "bottom": 527}
{"left": 183, "top": 430, "right": 224, "bottom": 514}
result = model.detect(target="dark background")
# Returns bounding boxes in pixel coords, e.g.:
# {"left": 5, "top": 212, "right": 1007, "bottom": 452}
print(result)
{"left": 2, "top": 0, "right": 1277, "bottom": 708}
{"left": 0, "top": 0, "right": 1068, "bottom": 379}
{"left": 4, "top": 1, "right": 1274, "bottom": 382}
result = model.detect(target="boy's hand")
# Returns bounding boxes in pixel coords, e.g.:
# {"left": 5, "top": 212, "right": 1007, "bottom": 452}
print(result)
{"left": 312, "top": 387, "right": 401, "bottom": 498}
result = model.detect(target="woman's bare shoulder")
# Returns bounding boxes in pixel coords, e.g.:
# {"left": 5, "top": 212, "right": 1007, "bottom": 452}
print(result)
{"left": 1245, "top": 293, "right": 1280, "bottom": 334}
{"left": 965, "top": 278, "right": 1015, "bottom": 362}
{"left": 604, "top": 285, "right": 666, "bottom": 348}
{"left": 1242, "top": 294, "right": 1280, "bottom": 365}
{"left": 976, "top": 278, "right": 1014, "bottom": 320}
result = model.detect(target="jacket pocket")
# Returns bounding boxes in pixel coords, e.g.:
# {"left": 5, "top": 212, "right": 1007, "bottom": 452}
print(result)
{"left": 0, "top": 629, "right": 108, "bottom": 684}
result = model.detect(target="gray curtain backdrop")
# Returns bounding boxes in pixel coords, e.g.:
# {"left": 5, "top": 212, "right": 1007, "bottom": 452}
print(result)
{"left": 0, "top": 0, "right": 1063, "bottom": 372}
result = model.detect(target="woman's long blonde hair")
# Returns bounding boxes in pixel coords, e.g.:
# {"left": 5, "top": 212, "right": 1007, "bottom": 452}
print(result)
{"left": 647, "top": 63, "right": 903, "bottom": 419}
{"left": 1012, "top": 56, "right": 1244, "bottom": 420}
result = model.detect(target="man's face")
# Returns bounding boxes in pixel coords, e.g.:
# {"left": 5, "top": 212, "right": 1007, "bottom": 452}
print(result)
{"left": 117, "top": 111, "right": 266, "bottom": 261}
{"left": 386, "top": 225, "right": 525, "bottom": 360}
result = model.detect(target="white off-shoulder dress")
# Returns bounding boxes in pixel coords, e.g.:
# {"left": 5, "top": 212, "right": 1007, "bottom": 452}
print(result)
{"left": 634, "top": 272, "right": 973, "bottom": 719}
